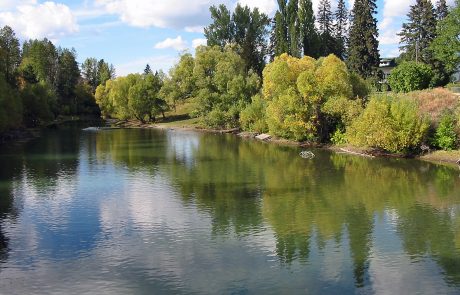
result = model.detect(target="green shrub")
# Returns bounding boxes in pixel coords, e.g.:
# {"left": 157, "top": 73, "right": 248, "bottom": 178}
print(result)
{"left": 240, "top": 95, "right": 268, "bottom": 133}
{"left": 434, "top": 113, "right": 458, "bottom": 150}
{"left": 331, "top": 128, "right": 347, "bottom": 145}
{"left": 347, "top": 95, "right": 429, "bottom": 153}
{"left": 388, "top": 62, "right": 433, "bottom": 93}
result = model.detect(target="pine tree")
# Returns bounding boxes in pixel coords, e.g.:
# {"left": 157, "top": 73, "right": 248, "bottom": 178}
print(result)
{"left": 348, "top": 0, "right": 380, "bottom": 78}
{"left": 334, "top": 0, "right": 349, "bottom": 59}
{"left": 144, "top": 64, "right": 153, "bottom": 76}
{"left": 317, "top": 0, "right": 336, "bottom": 56}
{"left": 298, "top": 0, "right": 318, "bottom": 57}
{"left": 435, "top": 0, "right": 449, "bottom": 20}
{"left": 398, "top": 0, "right": 437, "bottom": 64}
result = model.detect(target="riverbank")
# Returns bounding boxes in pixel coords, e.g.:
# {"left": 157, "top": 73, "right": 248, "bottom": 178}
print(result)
{"left": 107, "top": 118, "right": 460, "bottom": 167}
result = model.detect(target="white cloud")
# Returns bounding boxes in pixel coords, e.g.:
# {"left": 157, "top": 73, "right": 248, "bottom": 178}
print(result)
{"left": 192, "top": 38, "right": 207, "bottom": 48}
{"left": 155, "top": 36, "right": 188, "bottom": 51}
{"left": 0, "top": 0, "right": 36, "bottom": 11}
{"left": 237, "top": 0, "right": 277, "bottom": 15}
{"left": 0, "top": 1, "right": 78, "bottom": 40}
{"left": 185, "top": 26, "right": 204, "bottom": 33}
{"left": 95, "top": 0, "right": 233, "bottom": 29}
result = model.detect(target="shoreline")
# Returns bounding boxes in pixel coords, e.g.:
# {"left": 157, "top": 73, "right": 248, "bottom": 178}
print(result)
{"left": 110, "top": 119, "right": 460, "bottom": 168}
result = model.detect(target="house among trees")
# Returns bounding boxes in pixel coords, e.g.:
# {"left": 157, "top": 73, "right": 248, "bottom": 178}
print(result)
{"left": 379, "top": 58, "right": 397, "bottom": 82}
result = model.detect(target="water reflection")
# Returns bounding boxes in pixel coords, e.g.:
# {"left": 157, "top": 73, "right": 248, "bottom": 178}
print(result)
{"left": 0, "top": 127, "right": 459, "bottom": 294}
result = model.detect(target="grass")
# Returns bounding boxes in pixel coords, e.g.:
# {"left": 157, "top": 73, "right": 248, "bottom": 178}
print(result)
{"left": 156, "top": 102, "right": 202, "bottom": 129}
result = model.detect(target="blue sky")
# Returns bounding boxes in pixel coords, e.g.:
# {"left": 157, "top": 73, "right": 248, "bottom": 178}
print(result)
{"left": 0, "top": 0, "right": 455, "bottom": 76}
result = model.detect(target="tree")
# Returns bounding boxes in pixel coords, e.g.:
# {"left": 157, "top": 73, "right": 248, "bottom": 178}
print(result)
{"left": 298, "top": 0, "right": 318, "bottom": 57}
{"left": 56, "top": 48, "right": 80, "bottom": 109}
{"left": 21, "top": 38, "right": 59, "bottom": 86}
{"left": 193, "top": 45, "right": 260, "bottom": 128}
{"left": 97, "top": 59, "right": 115, "bottom": 86}
{"left": 287, "top": 0, "right": 300, "bottom": 57}
{"left": 81, "top": 58, "right": 98, "bottom": 91}
{"left": 204, "top": 4, "right": 233, "bottom": 48}
{"left": 334, "top": 0, "right": 349, "bottom": 59}
{"left": 0, "top": 26, "right": 21, "bottom": 86}
{"left": 160, "top": 53, "right": 195, "bottom": 110}
{"left": 399, "top": 0, "right": 437, "bottom": 64}
{"left": 205, "top": 4, "right": 270, "bottom": 75}
{"left": 436, "top": 0, "right": 449, "bottom": 20}
{"left": 431, "top": 0, "right": 460, "bottom": 75}
{"left": 317, "top": 0, "right": 336, "bottom": 56}
{"left": 143, "top": 64, "right": 153, "bottom": 76}
{"left": 388, "top": 61, "right": 433, "bottom": 92}
{"left": 348, "top": 0, "right": 380, "bottom": 78}
{"left": 128, "top": 73, "right": 165, "bottom": 123}
{"left": 272, "top": 0, "right": 303, "bottom": 58}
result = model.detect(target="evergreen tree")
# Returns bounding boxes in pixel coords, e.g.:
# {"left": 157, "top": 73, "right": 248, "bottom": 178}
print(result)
{"left": 317, "top": 0, "right": 336, "bottom": 56}
{"left": 81, "top": 57, "right": 98, "bottom": 91}
{"left": 0, "top": 26, "right": 21, "bottom": 86}
{"left": 398, "top": 0, "right": 437, "bottom": 64}
{"left": 436, "top": 0, "right": 449, "bottom": 20}
{"left": 143, "top": 64, "right": 152, "bottom": 76}
{"left": 348, "top": 0, "right": 380, "bottom": 78}
{"left": 56, "top": 48, "right": 80, "bottom": 104}
{"left": 334, "top": 0, "right": 349, "bottom": 59}
{"left": 298, "top": 0, "right": 318, "bottom": 57}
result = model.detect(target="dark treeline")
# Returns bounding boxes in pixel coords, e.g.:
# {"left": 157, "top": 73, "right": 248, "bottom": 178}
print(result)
{"left": 0, "top": 25, "right": 115, "bottom": 135}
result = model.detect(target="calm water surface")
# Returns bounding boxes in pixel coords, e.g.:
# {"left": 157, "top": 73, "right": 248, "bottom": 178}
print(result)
{"left": 0, "top": 124, "right": 459, "bottom": 294}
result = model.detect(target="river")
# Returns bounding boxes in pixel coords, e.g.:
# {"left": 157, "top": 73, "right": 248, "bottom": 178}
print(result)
{"left": 0, "top": 124, "right": 459, "bottom": 294}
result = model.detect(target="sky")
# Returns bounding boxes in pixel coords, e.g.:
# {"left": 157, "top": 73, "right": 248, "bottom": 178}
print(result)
{"left": 0, "top": 0, "right": 455, "bottom": 76}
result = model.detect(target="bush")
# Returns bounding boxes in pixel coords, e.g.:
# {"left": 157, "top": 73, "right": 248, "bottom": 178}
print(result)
{"left": 388, "top": 62, "right": 433, "bottom": 93}
{"left": 331, "top": 128, "right": 347, "bottom": 145}
{"left": 434, "top": 113, "right": 458, "bottom": 150}
{"left": 347, "top": 95, "right": 429, "bottom": 153}
{"left": 240, "top": 95, "right": 268, "bottom": 133}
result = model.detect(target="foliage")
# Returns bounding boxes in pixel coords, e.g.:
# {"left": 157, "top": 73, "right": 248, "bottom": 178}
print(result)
{"left": 192, "top": 45, "right": 260, "bottom": 129}
{"left": 331, "top": 128, "right": 347, "bottom": 144}
{"left": 298, "top": 0, "right": 318, "bottom": 58}
{"left": 205, "top": 4, "right": 270, "bottom": 75}
{"left": 128, "top": 73, "right": 166, "bottom": 123}
{"left": 388, "top": 61, "right": 433, "bottom": 92}
{"left": 239, "top": 94, "right": 268, "bottom": 133}
{"left": 434, "top": 113, "right": 458, "bottom": 150}
{"left": 347, "top": 95, "right": 429, "bottom": 153}
{"left": 81, "top": 58, "right": 116, "bottom": 92}
{"left": 21, "top": 82, "right": 56, "bottom": 127}
{"left": 0, "top": 26, "right": 21, "bottom": 86}
{"left": 262, "top": 54, "right": 363, "bottom": 141}
{"left": 0, "top": 76, "right": 22, "bottom": 132}
{"left": 398, "top": 0, "right": 437, "bottom": 64}
{"left": 347, "top": 0, "right": 380, "bottom": 78}
{"left": 431, "top": 1, "right": 460, "bottom": 76}
{"left": 160, "top": 53, "right": 195, "bottom": 110}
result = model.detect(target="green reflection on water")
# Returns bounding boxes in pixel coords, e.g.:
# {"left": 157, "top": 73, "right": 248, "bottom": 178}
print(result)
{"left": 0, "top": 126, "right": 459, "bottom": 292}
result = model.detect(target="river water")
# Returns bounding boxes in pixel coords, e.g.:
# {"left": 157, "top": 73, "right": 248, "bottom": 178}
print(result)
{"left": 0, "top": 124, "right": 459, "bottom": 294}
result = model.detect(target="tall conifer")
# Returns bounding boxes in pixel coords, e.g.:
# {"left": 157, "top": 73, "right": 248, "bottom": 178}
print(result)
{"left": 435, "top": 0, "right": 449, "bottom": 20}
{"left": 334, "top": 0, "right": 349, "bottom": 59}
{"left": 348, "top": 0, "right": 380, "bottom": 78}
{"left": 398, "top": 0, "right": 437, "bottom": 64}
